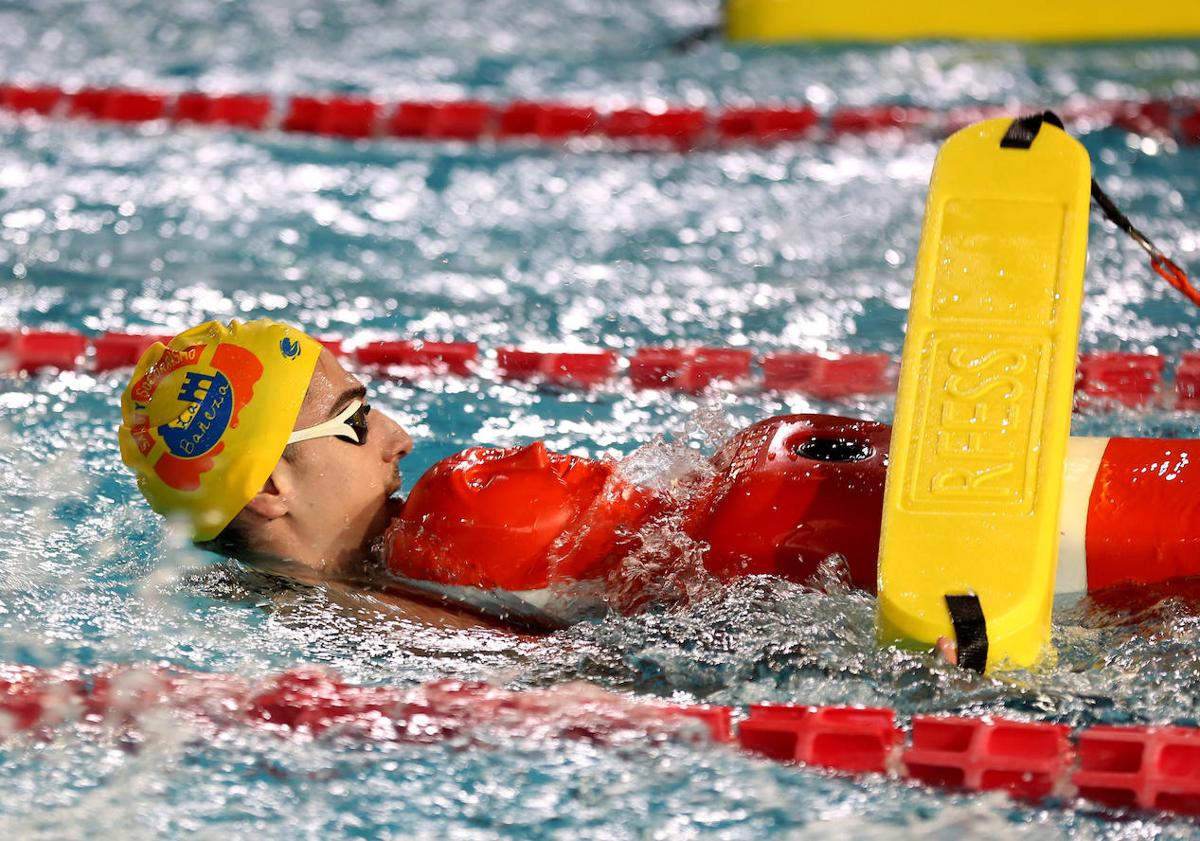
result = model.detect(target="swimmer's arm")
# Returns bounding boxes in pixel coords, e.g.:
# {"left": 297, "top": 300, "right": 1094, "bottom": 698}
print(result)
{"left": 320, "top": 580, "right": 514, "bottom": 631}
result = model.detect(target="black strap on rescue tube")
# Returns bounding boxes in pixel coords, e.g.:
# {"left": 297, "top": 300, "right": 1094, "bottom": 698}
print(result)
{"left": 999, "top": 110, "right": 1065, "bottom": 148}
{"left": 944, "top": 594, "right": 989, "bottom": 673}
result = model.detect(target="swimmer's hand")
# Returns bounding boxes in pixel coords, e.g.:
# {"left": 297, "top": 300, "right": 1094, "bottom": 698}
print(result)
{"left": 935, "top": 635, "right": 958, "bottom": 666}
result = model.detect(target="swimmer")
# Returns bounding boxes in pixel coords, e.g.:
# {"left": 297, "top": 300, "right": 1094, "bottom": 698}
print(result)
{"left": 117, "top": 319, "right": 890, "bottom": 609}
{"left": 117, "top": 317, "right": 902, "bottom": 636}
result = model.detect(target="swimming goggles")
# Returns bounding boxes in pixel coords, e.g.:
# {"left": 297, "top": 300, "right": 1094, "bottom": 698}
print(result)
{"left": 286, "top": 399, "right": 371, "bottom": 446}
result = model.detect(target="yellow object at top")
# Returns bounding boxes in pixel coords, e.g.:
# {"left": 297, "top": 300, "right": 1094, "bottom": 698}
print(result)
{"left": 118, "top": 319, "right": 321, "bottom": 541}
{"left": 726, "top": 0, "right": 1200, "bottom": 42}
{"left": 876, "top": 118, "right": 1091, "bottom": 671}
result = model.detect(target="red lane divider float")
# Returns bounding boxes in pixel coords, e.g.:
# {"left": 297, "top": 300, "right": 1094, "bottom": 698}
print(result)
{"left": 2, "top": 329, "right": 1196, "bottom": 410}
{"left": 0, "top": 330, "right": 89, "bottom": 374}
{"left": 497, "top": 348, "right": 618, "bottom": 388}
{"left": 762, "top": 351, "right": 893, "bottom": 399}
{"left": 92, "top": 331, "right": 174, "bottom": 371}
{"left": 282, "top": 96, "right": 380, "bottom": 139}
{"left": 605, "top": 107, "right": 709, "bottom": 149}
{"left": 0, "top": 84, "right": 64, "bottom": 114}
{"left": 497, "top": 101, "right": 600, "bottom": 140}
{"left": 68, "top": 88, "right": 168, "bottom": 123}
{"left": 829, "top": 105, "right": 934, "bottom": 136}
{"left": 1181, "top": 107, "right": 1200, "bottom": 145}
{"left": 390, "top": 101, "right": 495, "bottom": 140}
{"left": 1076, "top": 352, "right": 1167, "bottom": 410}
{"left": 903, "top": 716, "right": 1074, "bottom": 800}
{"left": 1074, "top": 725, "right": 1200, "bottom": 813}
{"left": 3, "top": 662, "right": 1200, "bottom": 818}
{"left": 352, "top": 339, "right": 478, "bottom": 376}
{"left": 717, "top": 106, "right": 818, "bottom": 143}
{"left": 175, "top": 93, "right": 274, "bottom": 130}
{"left": 1175, "top": 352, "right": 1200, "bottom": 410}
{"left": 737, "top": 703, "right": 900, "bottom": 773}
{"left": 3, "top": 82, "right": 1200, "bottom": 148}
{"left": 630, "top": 346, "right": 754, "bottom": 392}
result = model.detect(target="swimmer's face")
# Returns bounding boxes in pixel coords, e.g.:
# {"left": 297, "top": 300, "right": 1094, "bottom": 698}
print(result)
{"left": 283, "top": 349, "right": 412, "bottom": 573}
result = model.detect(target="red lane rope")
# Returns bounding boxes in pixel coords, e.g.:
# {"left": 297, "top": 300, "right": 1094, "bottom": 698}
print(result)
{"left": 2, "top": 83, "right": 1199, "bottom": 148}
{"left": 1, "top": 328, "right": 1198, "bottom": 410}
{"left": 3, "top": 662, "right": 1199, "bottom": 817}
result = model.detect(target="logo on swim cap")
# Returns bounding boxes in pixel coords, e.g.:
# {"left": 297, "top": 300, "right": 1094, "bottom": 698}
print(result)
{"left": 128, "top": 342, "right": 265, "bottom": 493}
{"left": 280, "top": 337, "right": 301, "bottom": 359}
{"left": 160, "top": 371, "right": 234, "bottom": 459}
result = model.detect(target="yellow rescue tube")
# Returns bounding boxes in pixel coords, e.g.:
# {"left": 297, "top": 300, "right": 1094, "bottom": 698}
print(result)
{"left": 726, "top": 0, "right": 1200, "bottom": 43}
{"left": 876, "top": 116, "right": 1091, "bottom": 672}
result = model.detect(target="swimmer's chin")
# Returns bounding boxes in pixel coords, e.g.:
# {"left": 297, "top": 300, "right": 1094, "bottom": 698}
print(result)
{"left": 386, "top": 472, "right": 405, "bottom": 506}
{"left": 386, "top": 468, "right": 404, "bottom": 500}
{"left": 354, "top": 490, "right": 402, "bottom": 566}
{"left": 386, "top": 493, "right": 405, "bottom": 521}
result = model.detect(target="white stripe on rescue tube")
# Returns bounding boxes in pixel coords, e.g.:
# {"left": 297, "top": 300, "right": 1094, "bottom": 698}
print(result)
{"left": 1056, "top": 436, "right": 1107, "bottom": 594}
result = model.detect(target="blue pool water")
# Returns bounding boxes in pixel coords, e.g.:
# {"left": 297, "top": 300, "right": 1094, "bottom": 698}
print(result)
{"left": 2, "top": 0, "right": 1200, "bottom": 837}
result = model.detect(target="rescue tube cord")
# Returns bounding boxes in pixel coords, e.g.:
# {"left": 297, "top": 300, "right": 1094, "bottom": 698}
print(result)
{"left": 1005, "top": 109, "right": 1200, "bottom": 310}
{"left": 1088, "top": 180, "right": 1200, "bottom": 309}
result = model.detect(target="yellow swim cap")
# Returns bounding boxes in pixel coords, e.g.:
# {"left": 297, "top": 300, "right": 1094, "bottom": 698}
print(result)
{"left": 118, "top": 318, "right": 322, "bottom": 541}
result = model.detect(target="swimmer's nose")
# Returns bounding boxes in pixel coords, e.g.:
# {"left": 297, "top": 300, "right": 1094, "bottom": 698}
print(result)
{"left": 394, "top": 426, "right": 414, "bottom": 459}
{"left": 375, "top": 409, "right": 413, "bottom": 462}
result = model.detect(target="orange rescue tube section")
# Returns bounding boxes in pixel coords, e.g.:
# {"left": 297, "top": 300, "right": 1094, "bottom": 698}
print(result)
{"left": 387, "top": 415, "right": 891, "bottom": 595}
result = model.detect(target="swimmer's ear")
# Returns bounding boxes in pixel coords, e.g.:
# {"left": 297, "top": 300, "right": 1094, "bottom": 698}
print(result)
{"left": 242, "top": 471, "right": 289, "bottom": 521}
